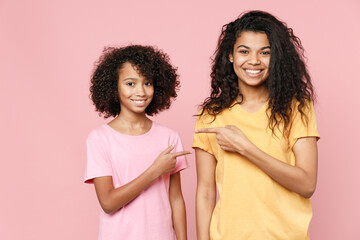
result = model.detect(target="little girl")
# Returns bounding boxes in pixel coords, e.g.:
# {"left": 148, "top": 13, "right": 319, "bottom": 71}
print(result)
{"left": 85, "top": 45, "right": 190, "bottom": 240}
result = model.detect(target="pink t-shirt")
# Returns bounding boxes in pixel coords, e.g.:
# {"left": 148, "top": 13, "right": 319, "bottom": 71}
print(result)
{"left": 84, "top": 122, "right": 188, "bottom": 240}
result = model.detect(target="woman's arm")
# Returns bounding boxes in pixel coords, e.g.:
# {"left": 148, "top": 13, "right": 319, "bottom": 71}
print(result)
{"left": 245, "top": 136, "right": 318, "bottom": 198}
{"left": 195, "top": 148, "right": 217, "bottom": 240}
{"left": 196, "top": 126, "right": 318, "bottom": 198}
{"left": 169, "top": 172, "right": 187, "bottom": 240}
{"left": 94, "top": 145, "right": 191, "bottom": 214}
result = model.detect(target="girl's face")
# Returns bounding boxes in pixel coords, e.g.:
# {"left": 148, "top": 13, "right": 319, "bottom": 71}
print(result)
{"left": 117, "top": 62, "right": 154, "bottom": 115}
{"left": 229, "top": 31, "right": 271, "bottom": 89}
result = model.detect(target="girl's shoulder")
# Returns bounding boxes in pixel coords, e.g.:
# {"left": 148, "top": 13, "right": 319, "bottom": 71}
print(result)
{"left": 87, "top": 124, "right": 111, "bottom": 141}
{"left": 152, "top": 121, "right": 180, "bottom": 138}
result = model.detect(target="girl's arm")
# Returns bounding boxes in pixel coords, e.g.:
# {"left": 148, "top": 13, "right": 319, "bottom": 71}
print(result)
{"left": 196, "top": 126, "right": 318, "bottom": 198}
{"left": 195, "top": 148, "right": 217, "bottom": 240}
{"left": 169, "top": 172, "right": 187, "bottom": 240}
{"left": 94, "top": 145, "right": 191, "bottom": 214}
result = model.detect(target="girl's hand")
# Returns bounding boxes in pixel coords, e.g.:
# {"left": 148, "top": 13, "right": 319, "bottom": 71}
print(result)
{"left": 152, "top": 145, "right": 191, "bottom": 176}
{"left": 93, "top": 145, "right": 190, "bottom": 214}
{"left": 196, "top": 125, "right": 251, "bottom": 154}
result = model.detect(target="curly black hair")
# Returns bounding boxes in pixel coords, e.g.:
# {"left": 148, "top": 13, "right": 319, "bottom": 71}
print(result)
{"left": 200, "top": 10, "right": 314, "bottom": 132}
{"left": 90, "top": 45, "right": 179, "bottom": 118}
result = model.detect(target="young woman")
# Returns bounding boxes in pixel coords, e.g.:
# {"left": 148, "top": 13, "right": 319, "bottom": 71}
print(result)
{"left": 85, "top": 45, "right": 190, "bottom": 240}
{"left": 193, "top": 11, "right": 319, "bottom": 240}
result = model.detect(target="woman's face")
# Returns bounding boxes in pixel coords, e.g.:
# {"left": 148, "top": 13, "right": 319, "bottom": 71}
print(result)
{"left": 117, "top": 62, "right": 154, "bottom": 115}
{"left": 229, "top": 31, "right": 271, "bottom": 89}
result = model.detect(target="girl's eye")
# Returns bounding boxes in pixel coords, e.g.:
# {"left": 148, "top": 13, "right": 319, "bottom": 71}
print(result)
{"left": 145, "top": 82, "right": 153, "bottom": 86}
{"left": 239, "top": 50, "right": 248, "bottom": 54}
{"left": 261, "top": 51, "right": 271, "bottom": 55}
{"left": 126, "top": 82, "right": 135, "bottom": 86}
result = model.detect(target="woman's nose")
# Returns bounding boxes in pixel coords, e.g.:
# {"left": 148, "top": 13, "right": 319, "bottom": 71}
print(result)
{"left": 248, "top": 53, "right": 260, "bottom": 65}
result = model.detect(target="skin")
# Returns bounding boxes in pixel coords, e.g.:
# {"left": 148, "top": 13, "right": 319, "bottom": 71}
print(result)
{"left": 169, "top": 172, "right": 188, "bottom": 240}
{"left": 94, "top": 62, "right": 190, "bottom": 239}
{"left": 195, "top": 149, "right": 216, "bottom": 240}
{"left": 229, "top": 31, "right": 271, "bottom": 91}
{"left": 195, "top": 32, "right": 318, "bottom": 240}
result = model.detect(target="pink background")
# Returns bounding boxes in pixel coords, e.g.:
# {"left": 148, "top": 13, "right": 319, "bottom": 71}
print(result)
{"left": 1, "top": 0, "right": 359, "bottom": 239}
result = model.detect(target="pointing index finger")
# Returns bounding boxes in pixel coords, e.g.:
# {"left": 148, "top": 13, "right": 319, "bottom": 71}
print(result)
{"left": 195, "top": 127, "right": 220, "bottom": 134}
{"left": 172, "top": 150, "right": 192, "bottom": 158}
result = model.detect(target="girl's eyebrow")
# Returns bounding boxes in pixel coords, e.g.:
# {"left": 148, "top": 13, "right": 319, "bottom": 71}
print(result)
{"left": 122, "top": 77, "right": 138, "bottom": 81}
{"left": 122, "top": 77, "right": 152, "bottom": 82}
{"left": 237, "top": 45, "right": 271, "bottom": 50}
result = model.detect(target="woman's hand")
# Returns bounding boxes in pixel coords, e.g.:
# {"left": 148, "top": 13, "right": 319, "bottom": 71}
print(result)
{"left": 196, "top": 125, "right": 251, "bottom": 154}
{"left": 196, "top": 126, "right": 318, "bottom": 198}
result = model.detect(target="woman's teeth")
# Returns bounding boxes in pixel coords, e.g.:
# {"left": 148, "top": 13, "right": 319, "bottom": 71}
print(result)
{"left": 246, "top": 69, "right": 261, "bottom": 74}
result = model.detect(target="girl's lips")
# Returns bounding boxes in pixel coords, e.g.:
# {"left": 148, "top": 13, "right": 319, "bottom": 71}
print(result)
{"left": 131, "top": 99, "right": 147, "bottom": 106}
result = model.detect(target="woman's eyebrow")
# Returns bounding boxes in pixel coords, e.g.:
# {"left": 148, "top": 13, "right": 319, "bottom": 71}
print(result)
{"left": 236, "top": 45, "right": 271, "bottom": 50}
{"left": 237, "top": 45, "right": 250, "bottom": 49}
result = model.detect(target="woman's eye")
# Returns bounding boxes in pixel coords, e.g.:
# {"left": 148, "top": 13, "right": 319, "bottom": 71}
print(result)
{"left": 261, "top": 51, "right": 271, "bottom": 55}
{"left": 239, "top": 50, "right": 248, "bottom": 54}
{"left": 145, "top": 82, "right": 153, "bottom": 86}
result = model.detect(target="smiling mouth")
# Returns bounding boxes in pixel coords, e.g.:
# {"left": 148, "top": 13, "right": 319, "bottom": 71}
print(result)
{"left": 131, "top": 99, "right": 147, "bottom": 105}
{"left": 245, "top": 69, "right": 262, "bottom": 74}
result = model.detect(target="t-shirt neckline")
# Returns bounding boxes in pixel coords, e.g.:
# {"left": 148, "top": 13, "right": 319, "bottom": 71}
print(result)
{"left": 233, "top": 100, "right": 268, "bottom": 115}
{"left": 104, "top": 121, "right": 155, "bottom": 138}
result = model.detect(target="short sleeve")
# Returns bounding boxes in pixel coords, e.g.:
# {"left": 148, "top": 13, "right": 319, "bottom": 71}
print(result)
{"left": 192, "top": 112, "right": 214, "bottom": 155}
{"left": 171, "top": 132, "right": 189, "bottom": 174}
{"left": 288, "top": 101, "right": 320, "bottom": 149}
{"left": 84, "top": 130, "right": 112, "bottom": 183}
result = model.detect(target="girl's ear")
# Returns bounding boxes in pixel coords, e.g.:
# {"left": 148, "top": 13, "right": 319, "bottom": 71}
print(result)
{"left": 229, "top": 54, "right": 234, "bottom": 63}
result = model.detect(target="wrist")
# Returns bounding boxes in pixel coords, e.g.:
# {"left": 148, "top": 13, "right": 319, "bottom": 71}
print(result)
{"left": 147, "top": 164, "right": 162, "bottom": 180}
{"left": 237, "top": 139, "right": 254, "bottom": 156}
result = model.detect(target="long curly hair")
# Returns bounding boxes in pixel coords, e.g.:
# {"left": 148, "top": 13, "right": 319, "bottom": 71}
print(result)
{"left": 90, "top": 45, "right": 179, "bottom": 118}
{"left": 200, "top": 10, "right": 314, "bottom": 132}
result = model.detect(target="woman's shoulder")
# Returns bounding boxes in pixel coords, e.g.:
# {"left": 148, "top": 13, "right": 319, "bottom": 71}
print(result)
{"left": 288, "top": 98, "right": 317, "bottom": 129}
{"left": 195, "top": 107, "right": 218, "bottom": 120}
{"left": 195, "top": 104, "right": 235, "bottom": 124}
{"left": 290, "top": 98, "right": 315, "bottom": 115}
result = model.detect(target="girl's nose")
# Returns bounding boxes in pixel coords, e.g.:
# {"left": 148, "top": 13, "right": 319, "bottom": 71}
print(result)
{"left": 136, "top": 85, "right": 146, "bottom": 96}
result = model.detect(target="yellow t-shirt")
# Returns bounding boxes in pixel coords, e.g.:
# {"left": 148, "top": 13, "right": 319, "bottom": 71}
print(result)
{"left": 193, "top": 101, "right": 320, "bottom": 240}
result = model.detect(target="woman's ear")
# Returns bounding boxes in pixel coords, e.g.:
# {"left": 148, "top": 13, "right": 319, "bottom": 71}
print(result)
{"left": 229, "top": 54, "right": 233, "bottom": 63}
